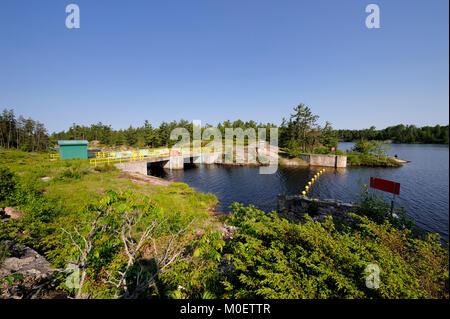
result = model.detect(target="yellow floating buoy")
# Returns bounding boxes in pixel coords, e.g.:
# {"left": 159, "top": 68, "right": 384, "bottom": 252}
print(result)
{"left": 308, "top": 181, "right": 311, "bottom": 186}
{"left": 302, "top": 191, "right": 306, "bottom": 196}
{"left": 305, "top": 186, "right": 309, "bottom": 190}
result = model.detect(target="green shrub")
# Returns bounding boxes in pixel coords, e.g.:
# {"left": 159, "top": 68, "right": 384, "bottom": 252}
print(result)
{"left": 0, "top": 167, "right": 17, "bottom": 205}
{"left": 93, "top": 164, "right": 116, "bottom": 172}
{"left": 0, "top": 242, "right": 10, "bottom": 266}
{"left": 355, "top": 185, "right": 416, "bottom": 233}
{"left": 161, "top": 231, "right": 225, "bottom": 299}
{"left": 223, "top": 203, "right": 448, "bottom": 299}
{"left": 54, "top": 167, "right": 88, "bottom": 182}
{"left": 307, "top": 200, "right": 320, "bottom": 217}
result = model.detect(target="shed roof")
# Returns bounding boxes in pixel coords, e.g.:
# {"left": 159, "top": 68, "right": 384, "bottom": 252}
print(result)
{"left": 58, "top": 140, "right": 89, "bottom": 146}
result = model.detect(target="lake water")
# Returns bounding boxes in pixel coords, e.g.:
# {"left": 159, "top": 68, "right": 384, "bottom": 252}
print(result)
{"left": 153, "top": 143, "right": 449, "bottom": 242}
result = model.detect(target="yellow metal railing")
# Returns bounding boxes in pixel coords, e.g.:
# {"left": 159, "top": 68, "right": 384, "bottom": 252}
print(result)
{"left": 89, "top": 152, "right": 171, "bottom": 166}
{"left": 48, "top": 146, "right": 218, "bottom": 166}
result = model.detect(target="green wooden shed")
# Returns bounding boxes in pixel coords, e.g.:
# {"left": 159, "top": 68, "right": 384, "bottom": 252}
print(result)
{"left": 58, "top": 140, "right": 89, "bottom": 160}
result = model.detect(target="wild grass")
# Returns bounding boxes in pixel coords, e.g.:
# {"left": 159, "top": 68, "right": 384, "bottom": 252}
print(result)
{"left": 0, "top": 147, "right": 219, "bottom": 235}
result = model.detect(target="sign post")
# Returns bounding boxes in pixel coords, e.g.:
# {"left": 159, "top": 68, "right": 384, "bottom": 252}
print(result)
{"left": 369, "top": 177, "right": 401, "bottom": 215}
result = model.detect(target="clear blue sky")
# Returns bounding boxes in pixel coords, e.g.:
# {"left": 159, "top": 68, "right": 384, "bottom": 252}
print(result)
{"left": 0, "top": 0, "right": 448, "bottom": 133}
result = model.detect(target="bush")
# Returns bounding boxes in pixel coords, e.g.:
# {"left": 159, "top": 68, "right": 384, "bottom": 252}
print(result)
{"left": 223, "top": 203, "right": 448, "bottom": 299}
{"left": 93, "top": 164, "right": 116, "bottom": 173}
{"left": 54, "top": 167, "right": 88, "bottom": 182}
{"left": 355, "top": 185, "right": 416, "bottom": 232}
{"left": 0, "top": 167, "right": 17, "bottom": 205}
{"left": 307, "top": 200, "right": 320, "bottom": 217}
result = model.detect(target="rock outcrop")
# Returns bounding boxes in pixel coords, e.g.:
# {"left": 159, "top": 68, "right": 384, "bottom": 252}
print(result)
{"left": 0, "top": 241, "right": 66, "bottom": 299}
{"left": 1, "top": 207, "right": 25, "bottom": 220}
{"left": 277, "top": 194, "right": 357, "bottom": 223}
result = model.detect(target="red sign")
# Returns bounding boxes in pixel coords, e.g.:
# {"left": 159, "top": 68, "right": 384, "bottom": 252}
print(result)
{"left": 370, "top": 177, "right": 400, "bottom": 195}
{"left": 331, "top": 147, "right": 336, "bottom": 151}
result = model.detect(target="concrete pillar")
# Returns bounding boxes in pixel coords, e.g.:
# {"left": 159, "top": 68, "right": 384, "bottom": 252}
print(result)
{"left": 163, "top": 156, "right": 184, "bottom": 170}
{"left": 202, "top": 152, "right": 222, "bottom": 164}
{"left": 335, "top": 155, "right": 347, "bottom": 168}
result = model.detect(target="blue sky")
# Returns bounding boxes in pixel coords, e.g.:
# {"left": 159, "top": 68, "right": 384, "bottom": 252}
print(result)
{"left": 0, "top": 0, "right": 448, "bottom": 133}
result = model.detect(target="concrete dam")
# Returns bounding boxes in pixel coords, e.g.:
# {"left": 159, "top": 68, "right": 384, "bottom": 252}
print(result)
{"left": 113, "top": 152, "right": 223, "bottom": 175}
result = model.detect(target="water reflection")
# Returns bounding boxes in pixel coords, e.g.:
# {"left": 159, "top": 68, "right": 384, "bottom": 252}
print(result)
{"left": 150, "top": 144, "right": 449, "bottom": 241}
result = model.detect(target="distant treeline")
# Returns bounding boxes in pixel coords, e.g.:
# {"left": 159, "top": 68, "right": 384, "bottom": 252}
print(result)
{"left": 336, "top": 124, "right": 449, "bottom": 144}
{"left": 0, "top": 109, "right": 48, "bottom": 151}
{"left": 1, "top": 108, "right": 448, "bottom": 152}
{"left": 50, "top": 119, "right": 277, "bottom": 148}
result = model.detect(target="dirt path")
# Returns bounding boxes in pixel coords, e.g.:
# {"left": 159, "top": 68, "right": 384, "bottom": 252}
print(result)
{"left": 120, "top": 172, "right": 172, "bottom": 186}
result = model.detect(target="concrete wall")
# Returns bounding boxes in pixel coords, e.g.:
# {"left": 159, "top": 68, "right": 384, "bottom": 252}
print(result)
{"left": 298, "top": 154, "right": 347, "bottom": 168}
{"left": 114, "top": 152, "right": 225, "bottom": 175}
{"left": 163, "top": 156, "right": 184, "bottom": 170}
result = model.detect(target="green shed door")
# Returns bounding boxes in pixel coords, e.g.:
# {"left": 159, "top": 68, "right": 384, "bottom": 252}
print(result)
{"left": 60, "top": 145, "right": 88, "bottom": 160}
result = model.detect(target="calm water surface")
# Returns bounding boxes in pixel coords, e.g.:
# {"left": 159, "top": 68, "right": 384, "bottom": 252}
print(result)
{"left": 152, "top": 143, "right": 449, "bottom": 241}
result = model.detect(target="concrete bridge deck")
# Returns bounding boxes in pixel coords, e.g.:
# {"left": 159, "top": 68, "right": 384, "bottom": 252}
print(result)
{"left": 103, "top": 152, "right": 223, "bottom": 175}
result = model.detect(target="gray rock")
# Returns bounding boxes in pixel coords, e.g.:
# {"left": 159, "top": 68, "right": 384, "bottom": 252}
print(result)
{"left": 0, "top": 241, "right": 66, "bottom": 299}
{"left": 3, "top": 207, "right": 25, "bottom": 220}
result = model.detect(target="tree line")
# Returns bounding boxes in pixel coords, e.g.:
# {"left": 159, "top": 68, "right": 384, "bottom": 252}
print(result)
{"left": 1, "top": 107, "right": 448, "bottom": 152}
{"left": 336, "top": 124, "right": 449, "bottom": 144}
{"left": 0, "top": 109, "right": 48, "bottom": 151}
{"left": 50, "top": 119, "right": 278, "bottom": 148}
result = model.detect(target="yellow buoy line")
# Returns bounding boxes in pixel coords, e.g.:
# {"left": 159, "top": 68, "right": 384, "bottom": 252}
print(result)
{"left": 301, "top": 168, "right": 326, "bottom": 196}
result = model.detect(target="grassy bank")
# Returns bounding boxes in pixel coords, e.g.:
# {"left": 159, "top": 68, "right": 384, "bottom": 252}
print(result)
{"left": 347, "top": 154, "right": 402, "bottom": 167}
{"left": 0, "top": 148, "right": 221, "bottom": 297}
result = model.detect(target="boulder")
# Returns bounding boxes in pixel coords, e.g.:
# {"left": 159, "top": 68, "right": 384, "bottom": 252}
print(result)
{"left": 4, "top": 207, "right": 25, "bottom": 220}
{"left": 0, "top": 241, "right": 66, "bottom": 299}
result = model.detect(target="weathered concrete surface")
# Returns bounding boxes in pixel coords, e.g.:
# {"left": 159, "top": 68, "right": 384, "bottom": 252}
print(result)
{"left": 298, "top": 154, "right": 347, "bottom": 168}
{"left": 277, "top": 194, "right": 356, "bottom": 223}
{"left": 114, "top": 152, "right": 225, "bottom": 174}
{"left": 193, "top": 152, "right": 223, "bottom": 164}
{"left": 114, "top": 161, "right": 148, "bottom": 174}
{"left": 165, "top": 155, "right": 184, "bottom": 169}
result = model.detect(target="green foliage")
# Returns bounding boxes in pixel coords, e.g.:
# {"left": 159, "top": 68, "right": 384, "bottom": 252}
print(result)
{"left": 353, "top": 139, "right": 373, "bottom": 154}
{"left": 307, "top": 200, "right": 320, "bottom": 217}
{"left": 93, "top": 164, "right": 117, "bottom": 173}
{"left": 0, "top": 167, "right": 17, "bottom": 205}
{"left": 347, "top": 148, "right": 400, "bottom": 167}
{"left": 0, "top": 108, "right": 48, "bottom": 151}
{"left": 223, "top": 203, "right": 448, "bottom": 299}
{"left": 161, "top": 231, "right": 225, "bottom": 299}
{"left": 337, "top": 124, "right": 449, "bottom": 144}
{"left": 355, "top": 185, "right": 415, "bottom": 232}
{"left": 0, "top": 241, "right": 10, "bottom": 265}
{"left": 280, "top": 104, "right": 342, "bottom": 156}
{"left": 0, "top": 274, "right": 24, "bottom": 286}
